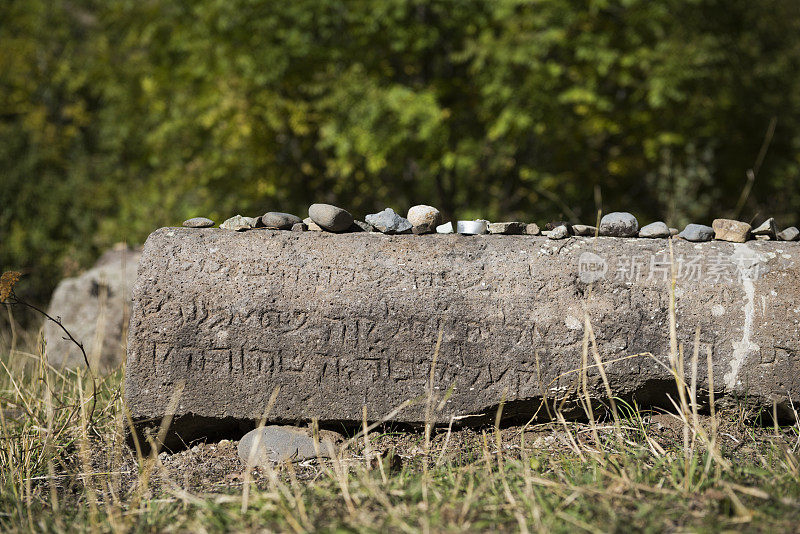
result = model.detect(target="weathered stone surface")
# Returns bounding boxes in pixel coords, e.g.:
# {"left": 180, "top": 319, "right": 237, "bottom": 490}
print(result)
{"left": 183, "top": 217, "right": 215, "bottom": 228}
{"left": 488, "top": 222, "right": 525, "bottom": 235}
{"left": 406, "top": 205, "right": 442, "bottom": 228}
{"left": 126, "top": 229, "right": 800, "bottom": 446}
{"left": 261, "top": 212, "right": 302, "bottom": 230}
{"left": 599, "top": 212, "right": 638, "bottom": 237}
{"left": 712, "top": 219, "right": 751, "bottom": 243}
{"left": 638, "top": 222, "right": 670, "bottom": 238}
{"left": 412, "top": 223, "right": 434, "bottom": 235}
{"left": 679, "top": 224, "right": 714, "bottom": 242}
{"left": 238, "top": 426, "right": 340, "bottom": 465}
{"left": 308, "top": 204, "right": 353, "bottom": 232}
{"left": 46, "top": 245, "right": 141, "bottom": 370}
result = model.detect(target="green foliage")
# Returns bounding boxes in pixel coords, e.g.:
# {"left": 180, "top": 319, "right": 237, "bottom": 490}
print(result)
{"left": 2, "top": 0, "right": 800, "bottom": 304}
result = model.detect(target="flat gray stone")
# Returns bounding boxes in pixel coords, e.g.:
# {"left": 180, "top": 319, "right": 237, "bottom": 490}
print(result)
{"left": 126, "top": 229, "right": 800, "bottom": 447}
{"left": 238, "top": 426, "right": 340, "bottom": 465}
{"left": 679, "top": 224, "right": 714, "bottom": 242}
{"left": 406, "top": 205, "right": 442, "bottom": 228}
{"left": 572, "top": 224, "right": 597, "bottom": 237}
{"left": 712, "top": 219, "right": 751, "bottom": 243}
{"left": 303, "top": 217, "right": 323, "bottom": 231}
{"left": 488, "top": 222, "right": 525, "bottom": 235}
{"left": 308, "top": 204, "right": 353, "bottom": 233}
{"left": 525, "top": 223, "right": 541, "bottom": 236}
{"left": 778, "top": 227, "right": 800, "bottom": 242}
{"left": 365, "top": 208, "right": 412, "bottom": 234}
{"left": 752, "top": 218, "right": 777, "bottom": 240}
{"left": 599, "top": 212, "right": 638, "bottom": 237}
{"left": 183, "top": 217, "right": 215, "bottom": 228}
{"left": 548, "top": 225, "right": 569, "bottom": 239}
{"left": 261, "top": 212, "right": 302, "bottom": 230}
{"left": 638, "top": 222, "right": 670, "bottom": 238}
{"left": 220, "top": 215, "right": 258, "bottom": 231}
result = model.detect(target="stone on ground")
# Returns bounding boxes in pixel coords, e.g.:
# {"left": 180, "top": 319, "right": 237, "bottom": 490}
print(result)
{"left": 291, "top": 223, "right": 307, "bottom": 232}
{"left": 778, "top": 227, "right": 800, "bottom": 241}
{"left": 599, "top": 212, "right": 638, "bottom": 237}
{"left": 220, "top": 215, "right": 258, "bottom": 231}
{"left": 261, "top": 212, "right": 302, "bottom": 230}
{"left": 365, "top": 208, "right": 412, "bottom": 234}
{"left": 412, "top": 223, "right": 434, "bottom": 235}
{"left": 238, "top": 426, "right": 340, "bottom": 465}
{"left": 406, "top": 205, "right": 442, "bottom": 228}
{"left": 183, "top": 217, "right": 214, "bottom": 228}
{"left": 351, "top": 220, "right": 375, "bottom": 232}
{"left": 679, "top": 224, "right": 714, "bottom": 242}
{"left": 488, "top": 222, "right": 525, "bottom": 235}
{"left": 712, "top": 219, "right": 751, "bottom": 243}
{"left": 308, "top": 204, "right": 353, "bottom": 232}
{"left": 638, "top": 222, "right": 670, "bottom": 238}
{"left": 46, "top": 245, "right": 140, "bottom": 370}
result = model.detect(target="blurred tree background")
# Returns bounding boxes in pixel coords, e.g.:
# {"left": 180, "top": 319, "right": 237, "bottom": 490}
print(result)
{"left": 2, "top": 0, "right": 800, "bottom": 307}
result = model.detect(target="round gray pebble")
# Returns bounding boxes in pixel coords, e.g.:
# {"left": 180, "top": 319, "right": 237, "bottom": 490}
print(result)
{"left": 308, "top": 203, "right": 354, "bottom": 232}
{"left": 183, "top": 217, "right": 215, "bottom": 228}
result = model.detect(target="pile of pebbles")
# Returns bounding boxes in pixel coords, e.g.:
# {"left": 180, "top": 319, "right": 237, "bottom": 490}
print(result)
{"left": 183, "top": 207, "right": 799, "bottom": 243}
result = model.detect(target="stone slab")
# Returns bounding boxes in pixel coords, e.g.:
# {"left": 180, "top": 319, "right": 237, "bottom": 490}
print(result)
{"left": 125, "top": 228, "right": 800, "bottom": 444}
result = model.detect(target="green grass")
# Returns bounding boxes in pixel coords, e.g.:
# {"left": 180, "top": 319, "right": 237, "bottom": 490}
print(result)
{"left": 2, "top": 342, "right": 800, "bottom": 534}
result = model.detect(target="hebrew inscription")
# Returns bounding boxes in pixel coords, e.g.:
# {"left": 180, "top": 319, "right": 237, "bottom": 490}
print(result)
{"left": 126, "top": 228, "right": 800, "bottom": 436}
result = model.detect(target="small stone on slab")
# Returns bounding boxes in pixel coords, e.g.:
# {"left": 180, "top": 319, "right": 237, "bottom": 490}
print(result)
{"left": 220, "top": 215, "right": 258, "bottom": 231}
{"left": 291, "top": 223, "right": 307, "bottom": 232}
{"left": 638, "top": 221, "right": 670, "bottom": 238}
{"left": 436, "top": 222, "right": 454, "bottom": 234}
{"left": 752, "top": 218, "right": 777, "bottom": 240}
{"left": 548, "top": 225, "right": 569, "bottom": 240}
{"left": 365, "top": 208, "right": 413, "bottom": 234}
{"left": 407, "top": 205, "right": 442, "bottom": 227}
{"left": 712, "top": 219, "right": 751, "bottom": 243}
{"left": 678, "top": 224, "right": 714, "bottom": 242}
{"left": 261, "top": 212, "right": 302, "bottom": 230}
{"left": 350, "top": 220, "right": 375, "bottom": 232}
{"left": 183, "top": 217, "right": 215, "bottom": 228}
{"left": 778, "top": 227, "right": 800, "bottom": 241}
{"left": 303, "top": 217, "right": 323, "bottom": 231}
{"left": 599, "top": 212, "right": 638, "bottom": 237}
{"left": 525, "top": 223, "right": 541, "bottom": 236}
{"left": 488, "top": 222, "right": 525, "bottom": 235}
{"left": 412, "top": 223, "right": 434, "bottom": 235}
{"left": 571, "top": 224, "right": 597, "bottom": 237}
{"left": 308, "top": 203, "right": 354, "bottom": 232}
